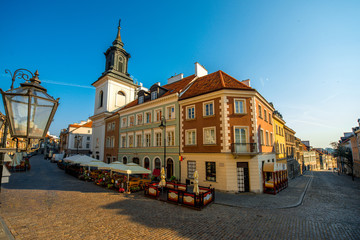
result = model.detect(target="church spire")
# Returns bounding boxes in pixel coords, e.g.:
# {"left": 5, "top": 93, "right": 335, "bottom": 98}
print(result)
{"left": 113, "top": 19, "right": 124, "bottom": 47}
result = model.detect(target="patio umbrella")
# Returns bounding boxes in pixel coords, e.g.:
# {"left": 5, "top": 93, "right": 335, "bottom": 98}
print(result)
{"left": 193, "top": 170, "right": 199, "bottom": 195}
{"left": 158, "top": 167, "right": 166, "bottom": 187}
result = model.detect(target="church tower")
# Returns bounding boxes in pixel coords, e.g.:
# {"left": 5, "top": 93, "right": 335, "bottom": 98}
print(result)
{"left": 90, "top": 20, "right": 138, "bottom": 161}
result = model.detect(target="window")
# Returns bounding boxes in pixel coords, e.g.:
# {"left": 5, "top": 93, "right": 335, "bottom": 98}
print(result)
{"left": 186, "top": 106, "right": 195, "bottom": 119}
{"left": 260, "top": 129, "right": 264, "bottom": 145}
{"left": 107, "top": 123, "right": 111, "bottom": 131}
{"left": 111, "top": 136, "right": 115, "bottom": 148}
{"left": 270, "top": 133, "right": 273, "bottom": 146}
{"left": 276, "top": 125, "right": 278, "bottom": 134}
{"left": 106, "top": 137, "right": 110, "bottom": 148}
{"left": 206, "top": 162, "right": 216, "bottom": 181}
{"left": 151, "top": 91, "right": 157, "bottom": 100}
{"left": 123, "top": 156, "right": 127, "bottom": 164}
{"left": 138, "top": 96, "right": 144, "bottom": 104}
{"left": 156, "top": 132, "right": 162, "bottom": 147}
{"left": 258, "top": 104, "right": 262, "bottom": 118}
{"left": 167, "top": 106, "right": 175, "bottom": 119}
{"left": 122, "top": 118, "right": 127, "bottom": 128}
{"left": 136, "top": 134, "right": 142, "bottom": 147}
{"left": 185, "top": 130, "right": 196, "bottom": 145}
{"left": 187, "top": 161, "right": 196, "bottom": 179}
{"left": 203, "top": 127, "right": 216, "bottom": 145}
{"left": 111, "top": 122, "right": 115, "bottom": 130}
{"left": 269, "top": 113, "right": 272, "bottom": 124}
{"left": 266, "top": 131, "right": 269, "bottom": 146}
{"left": 154, "top": 158, "right": 161, "bottom": 169}
{"left": 234, "top": 99, "right": 245, "bottom": 114}
{"left": 86, "top": 143, "right": 90, "bottom": 149}
{"left": 118, "top": 57, "right": 123, "bottom": 72}
{"left": 129, "top": 116, "right": 135, "bottom": 126}
{"left": 136, "top": 114, "right": 143, "bottom": 125}
{"left": 145, "top": 134, "right": 151, "bottom": 147}
{"left": 144, "top": 157, "right": 150, "bottom": 169}
{"left": 128, "top": 135, "right": 134, "bottom": 148}
{"left": 155, "top": 109, "right": 162, "bottom": 122}
{"left": 264, "top": 109, "right": 267, "bottom": 122}
{"left": 204, "top": 101, "right": 214, "bottom": 116}
{"left": 145, "top": 112, "right": 151, "bottom": 124}
{"left": 167, "top": 131, "right": 175, "bottom": 146}
{"left": 87, "top": 136, "right": 90, "bottom": 141}
{"left": 99, "top": 90, "right": 103, "bottom": 108}
{"left": 121, "top": 136, "right": 126, "bottom": 148}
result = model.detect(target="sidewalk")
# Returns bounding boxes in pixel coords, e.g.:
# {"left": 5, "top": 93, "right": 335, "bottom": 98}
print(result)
{"left": 214, "top": 171, "right": 313, "bottom": 209}
{"left": 0, "top": 216, "right": 14, "bottom": 240}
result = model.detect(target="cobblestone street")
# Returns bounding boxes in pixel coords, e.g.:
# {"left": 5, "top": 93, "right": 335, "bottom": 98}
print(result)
{"left": 0, "top": 154, "right": 359, "bottom": 239}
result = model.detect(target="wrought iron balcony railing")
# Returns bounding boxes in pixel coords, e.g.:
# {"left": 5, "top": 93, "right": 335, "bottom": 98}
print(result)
{"left": 231, "top": 143, "right": 258, "bottom": 155}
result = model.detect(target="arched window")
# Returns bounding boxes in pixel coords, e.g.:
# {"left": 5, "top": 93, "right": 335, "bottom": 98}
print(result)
{"left": 166, "top": 158, "right": 174, "bottom": 179}
{"left": 99, "top": 91, "right": 104, "bottom": 108}
{"left": 133, "top": 157, "right": 139, "bottom": 165}
{"left": 116, "top": 91, "right": 126, "bottom": 107}
{"left": 155, "top": 158, "right": 161, "bottom": 169}
{"left": 123, "top": 156, "right": 127, "bottom": 164}
{"left": 144, "top": 157, "right": 150, "bottom": 169}
{"left": 118, "top": 57, "right": 124, "bottom": 72}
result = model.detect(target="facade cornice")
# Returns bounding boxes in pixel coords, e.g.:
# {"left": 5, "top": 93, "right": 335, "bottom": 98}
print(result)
{"left": 120, "top": 93, "right": 178, "bottom": 116}
{"left": 89, "top": 112, "right": 113, "bottom": 121}
{"left": 254, "top": 91, "right": 275, "bottom": 111}
{"left": 179, "top": 89, "right": 256, "bottom": 105}
{"left": 284, "top": 125, "right": 296, "bottom": 134}
{"left": 273, "top": 114, "right": 286, "bottom": 125}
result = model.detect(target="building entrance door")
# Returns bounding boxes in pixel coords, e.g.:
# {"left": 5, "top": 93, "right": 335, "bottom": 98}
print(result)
{"left": 237, "top": 162, "right": 250, "bottom": 192}
{"left": 166, "top": 158, "right": 174, "bottom": 179}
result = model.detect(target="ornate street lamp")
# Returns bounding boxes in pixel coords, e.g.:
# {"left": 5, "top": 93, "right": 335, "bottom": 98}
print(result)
{"left": 1, "top": 69, "right": 59, "bottom": 140}
{"left": 159, "top": 116, "right": 166, "bottom": 169}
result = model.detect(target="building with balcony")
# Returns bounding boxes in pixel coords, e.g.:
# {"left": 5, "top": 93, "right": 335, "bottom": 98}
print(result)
{"left": 179, "top": 64, "right": 275, "bottom": 193}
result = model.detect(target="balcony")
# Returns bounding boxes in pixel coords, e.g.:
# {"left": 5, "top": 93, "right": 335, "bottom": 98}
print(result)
{"left": 231, "top": 143, "right": 258, "bottom": 157}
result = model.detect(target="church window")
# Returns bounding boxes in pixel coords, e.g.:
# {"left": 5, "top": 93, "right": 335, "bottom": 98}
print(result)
{"left": 99, "top": 91, "right": 104, "bottom": 108}
{"left": 118, "top": 57, "right": 124, "bottom": 72}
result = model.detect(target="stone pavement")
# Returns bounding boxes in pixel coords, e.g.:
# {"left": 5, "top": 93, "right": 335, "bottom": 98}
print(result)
{"left": 215, "top": 171, "right": 313, "bottom": 209}
{"left": 0, "top": 154, "right": 359, "bottom": 239}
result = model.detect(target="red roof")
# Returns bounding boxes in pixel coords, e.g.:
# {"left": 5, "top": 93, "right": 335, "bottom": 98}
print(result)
{"left": 69, "top": 121, "right": 92, "bottom": 128}
{"left": 179, "top": 70, "right": 253, "bottom": 100}
{"left": 121, "top": 74, "right": 195, "bottom": 110}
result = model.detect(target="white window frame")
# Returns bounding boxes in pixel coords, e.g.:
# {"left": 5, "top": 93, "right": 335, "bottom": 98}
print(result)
{"left": 167, "top": 131, "right": 175, "bottom": 146}
{"left": 234, "top": 99, "right": 246, "bottom": 114}
{"left": 121, "top": 135, "right": 126, "bottom": 148}
{"left": 270, "top": 132, "right": 273, "bottom": 146}
{"left": 145, "top": 133, "right": 151, "bottom": 147}
{"left": 128, "top": 134, "right": 134, "bottom": 148}
{"left": 107, "top": 123, "right": 111, "bottom": 131}
{"left": 155, "top": 132, "right": 162, "bottom": 147}
{"left": 111, "top": 122, "right": 115, "bottom": 130}
{"left": 136, "top": 113, "right": 143, "bottom": 125}
{"left": 264, "top": 109, "right": 268, "bottom": 122}
{"left": 185, "top": 129, "right": 197, "bottom": 146}
{"left": 186, "top": 105, "right": 195, "bottom": 120}
{"left": 138, "top": 95, "right": 144, "bottom": 104}
{"left": 155, "top": 108, "right": 162, "bottom": 122}
{"left": 166, "top": 105, "right": 175, "bottom": 120}
{"left": 145, "top": 111, "right": 152, "bottom": 124}
{"left": 203, "top": 127, "right": 216, "bottom": 145}
{"left": 266, "top": 131, "right": 269, "bottom": 146}
{"left": 203, "top": 101, "right": 214, "bottom": 117}
{"left": 136, "top": 134, "right": 142, "bottom": 147}
{"left": 260, "top": 129, "right": 264, "bottom": 145}
{"left": 122, "top": 117, "right": 127, "bottom": 128}
{"left": 129, "top": 115, "right": 135, "bottom": 127}
{"left": 258, "top": 104, "right": 262, "bottom": 118}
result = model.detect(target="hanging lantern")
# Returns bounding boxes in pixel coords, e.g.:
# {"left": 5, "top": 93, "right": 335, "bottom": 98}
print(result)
{"left": 1, "top": 69, "right": 59, "bottom": 139}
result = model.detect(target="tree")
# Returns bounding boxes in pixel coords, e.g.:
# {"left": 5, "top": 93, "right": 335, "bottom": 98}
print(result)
{"left": 330, "top": 142, "right": 354, "bottom": 181}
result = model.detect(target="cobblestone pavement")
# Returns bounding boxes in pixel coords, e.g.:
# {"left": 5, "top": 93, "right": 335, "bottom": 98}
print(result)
{"left": 0, "top": 155, "right": 359, "bottom": 239}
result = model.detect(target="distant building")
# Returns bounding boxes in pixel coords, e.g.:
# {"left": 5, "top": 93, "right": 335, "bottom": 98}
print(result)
{"left": 59, "top": 120, "right": 92, "bottom": 156}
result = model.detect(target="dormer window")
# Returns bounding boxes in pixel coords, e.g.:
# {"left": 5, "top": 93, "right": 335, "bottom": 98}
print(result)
{"left": 151, "top": 91, "right": 158, "bottom": 100}
{"left": 139, "top": 96, "right": 144, "bottom": 104}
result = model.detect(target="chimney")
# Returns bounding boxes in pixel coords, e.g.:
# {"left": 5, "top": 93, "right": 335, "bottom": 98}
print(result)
{"left": 156, "top": 82, "right": 161, "bottom": 86}
{"left": 241, "top": 79, "right": 251, "bottom": 87}
{"left": 195, "top": 62, "right": 208, "bottom": 77}
{"left": 168, "top": 73, "right": 184, "bottom": 84}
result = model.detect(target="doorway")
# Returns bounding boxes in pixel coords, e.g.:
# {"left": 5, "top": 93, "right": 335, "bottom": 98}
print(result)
{"left": 166, "top": 158, "right": 174, "bottom": 179}
{"left": 237, "top": 162, "right": 250, "bottom": 192}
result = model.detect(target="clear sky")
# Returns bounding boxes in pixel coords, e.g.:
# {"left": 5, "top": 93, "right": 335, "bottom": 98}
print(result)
{"left": 0, "top": 0, "right": 359, "bottom": 148}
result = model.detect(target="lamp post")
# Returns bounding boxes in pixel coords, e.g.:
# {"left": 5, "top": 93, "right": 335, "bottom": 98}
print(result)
{"left": 159, "top": 116, "right": 166, "bottom": 170}
{"left": 0, "top": 68, "right": 59, "bottom": 189}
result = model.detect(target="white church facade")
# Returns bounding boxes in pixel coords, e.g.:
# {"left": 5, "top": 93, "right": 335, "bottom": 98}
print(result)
{"left": 90, "top": 22, "right": 138, "bottom": 161}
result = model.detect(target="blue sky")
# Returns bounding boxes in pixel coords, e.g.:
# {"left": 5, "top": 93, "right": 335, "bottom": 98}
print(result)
{"left": 0, "top": 0, "right": 359, "bottom": 148}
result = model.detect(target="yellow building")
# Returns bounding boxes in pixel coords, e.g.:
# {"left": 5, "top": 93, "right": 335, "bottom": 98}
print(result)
{"left": 273, "top": 110, "right": 287, "bottom": 164}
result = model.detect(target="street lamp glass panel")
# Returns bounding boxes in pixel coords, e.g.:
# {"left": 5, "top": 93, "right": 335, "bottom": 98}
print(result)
{"left": 5, "top": 94, "right": 29, "bottom": 136}
{"left": 28, "top": 96, "right": 55, "bottom": 138}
